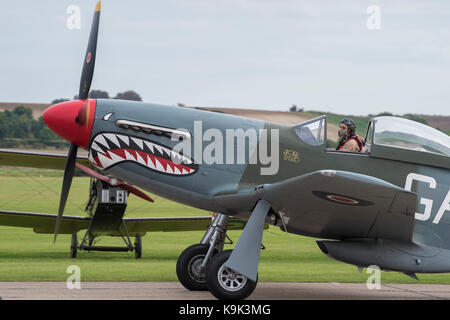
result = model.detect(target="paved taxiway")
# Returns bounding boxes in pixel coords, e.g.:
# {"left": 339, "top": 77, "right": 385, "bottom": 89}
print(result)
{"left": 1, "top": 282, "right": 450, "bottom": 300}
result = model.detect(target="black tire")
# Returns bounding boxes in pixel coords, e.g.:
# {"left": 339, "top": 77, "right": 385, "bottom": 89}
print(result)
{"left": 176, "top": 244, "right": 217, "bottom": 291}
{"left": 134, "top": 234, "right": 142, "bottom": 259}
{"left": 70, "top": 233, "right": 78, "bottom": 259}
{"left": 206, "top": 250, "right": 258, "bottom": 300}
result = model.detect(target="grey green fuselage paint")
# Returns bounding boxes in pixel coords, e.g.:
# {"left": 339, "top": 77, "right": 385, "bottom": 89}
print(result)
{"left": 88, "top": 99, "right": 450, "bottom": 250}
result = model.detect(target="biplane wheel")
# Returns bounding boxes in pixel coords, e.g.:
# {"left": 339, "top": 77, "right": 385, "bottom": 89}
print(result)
{"left": 176, "top": 244, "right": 217, "bottom": 291}
{"left": 70, "top": 233, "right": 78, "bottom": 259}
{"left": 206, "top": 250, "right": 257, "bottom": 300}
{"left": 134, "top": 233, "right": 142, "bottom": 259}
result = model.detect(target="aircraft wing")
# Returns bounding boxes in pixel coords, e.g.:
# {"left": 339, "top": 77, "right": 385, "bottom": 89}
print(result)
{"left": 0, "top": 210, "right": 248, "bottom": 236}
{"left": 262, "top": 170, "right": 417, "bottom": 242}
{"left": 0, "top": 210, "right": 90, "bottom": 234}
{"left": 119, "top": 217, "right": 249, "bottom": 236}
{"left": 0, "top": 149, "right": 92, "bottom": 170}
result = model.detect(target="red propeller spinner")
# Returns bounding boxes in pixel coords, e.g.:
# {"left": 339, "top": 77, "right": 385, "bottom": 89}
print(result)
{"left": 42, "top": 99, "right": 96, "bottom": 149}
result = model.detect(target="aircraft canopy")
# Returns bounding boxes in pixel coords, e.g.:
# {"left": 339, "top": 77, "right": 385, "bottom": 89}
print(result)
{"left": 372, "top": 116, "right": 450, "bottom": 157}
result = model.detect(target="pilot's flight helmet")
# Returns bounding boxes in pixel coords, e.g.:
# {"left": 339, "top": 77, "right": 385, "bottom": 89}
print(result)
{"left": 340, "top": 118, "right": 356, "bottom": 136}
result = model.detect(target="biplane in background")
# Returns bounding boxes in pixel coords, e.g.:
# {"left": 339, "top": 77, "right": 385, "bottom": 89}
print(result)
{"left": 0, "top": 149, "right": 247, "bottom": 258}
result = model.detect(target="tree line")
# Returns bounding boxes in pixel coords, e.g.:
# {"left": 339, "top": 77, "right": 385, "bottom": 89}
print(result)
{"left": 53, "top": 89, "right": 142, "bottom": 104}
{"left": 0, "top": 106, "right": 64, "bottom": 148}
{"left": 0, "top": 90, "right": 142, "bottom": 149}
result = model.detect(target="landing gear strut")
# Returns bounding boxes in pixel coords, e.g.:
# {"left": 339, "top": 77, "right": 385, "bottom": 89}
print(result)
{"left": 177, "top": 200, "right": 271, "bottom": 300}
{"left": 134, "top": 233, "right": 142, "bottom": 259}
{"left": 176, "top": 213, "right": 230, "bottom": 291}
{"left": 69, "top": 226, "right": 143, "bottom": 258}
{"left": 71, "top": 233, "right": 78, "bottom": 258}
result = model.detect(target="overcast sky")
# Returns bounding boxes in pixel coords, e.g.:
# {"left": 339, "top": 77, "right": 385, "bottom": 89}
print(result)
{"left": 1, "top": 1, "right": 449, "bottom": 116}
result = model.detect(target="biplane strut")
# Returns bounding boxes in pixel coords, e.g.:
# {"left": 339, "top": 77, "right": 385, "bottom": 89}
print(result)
{"left": 70, "top": 178, "right": 142, "bottom": 259}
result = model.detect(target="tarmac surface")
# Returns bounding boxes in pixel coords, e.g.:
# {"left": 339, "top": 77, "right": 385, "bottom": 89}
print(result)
{"left": 1, "top": 282, "right": 450, "bottom": 300}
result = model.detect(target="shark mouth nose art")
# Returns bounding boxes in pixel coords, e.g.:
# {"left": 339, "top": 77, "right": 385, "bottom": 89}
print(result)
{"left": 88, "top": 132, "right": 198, "bottom": 176}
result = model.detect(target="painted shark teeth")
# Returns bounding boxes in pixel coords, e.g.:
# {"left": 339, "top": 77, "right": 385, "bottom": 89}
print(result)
{"left": 89, "top": 133, "right": 196, "bottom": 176}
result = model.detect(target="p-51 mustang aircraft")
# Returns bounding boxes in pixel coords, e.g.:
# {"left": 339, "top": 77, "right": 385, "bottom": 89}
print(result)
{"left": 2, "top": 2, "right": 450, "bottom": 300}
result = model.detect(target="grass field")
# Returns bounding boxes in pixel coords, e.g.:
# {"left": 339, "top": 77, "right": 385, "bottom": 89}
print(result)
{"left": 1, "top": 168, "right": 450, "bottom": 284}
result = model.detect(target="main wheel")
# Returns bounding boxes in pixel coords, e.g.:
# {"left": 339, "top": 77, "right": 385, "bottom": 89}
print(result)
{"left": 206, "top": 250, "right": 258, "bottom": 300}
{"left": 134, "top": 233, "right": 142, "bottom": 259}
{"left": 176, "top": 244, "right": 217, "bottom": 291}
{"left": 70, "top": 233, "right": 78, "bottom": 258}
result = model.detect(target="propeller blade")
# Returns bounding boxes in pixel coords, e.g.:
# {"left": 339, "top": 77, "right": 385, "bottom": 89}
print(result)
{"left": 75, "top": 163, "right": 154, "bottom": 203}
{"left": 54, "top": 143, "right": 78, "bottom": 242}
{"left": 78, "top": 1, "right": 101, "bottom": 100}
{"left": 53, "top": 1, "right": 101, "bottom": 242}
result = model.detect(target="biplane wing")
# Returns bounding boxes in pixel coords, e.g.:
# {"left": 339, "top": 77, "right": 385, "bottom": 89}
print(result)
{"left": 0, "top": 210, "right": 90, "bottom": 234}
{"left": 0, "top": 149, "right": 92, "bottom": 170}
{"left": 0, "top": 210, "right": 248, "bottom": 236}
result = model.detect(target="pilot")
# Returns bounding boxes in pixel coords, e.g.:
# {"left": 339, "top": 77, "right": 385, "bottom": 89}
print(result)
{"left": 336, "top": 118, "right": 364, "bottom": 152}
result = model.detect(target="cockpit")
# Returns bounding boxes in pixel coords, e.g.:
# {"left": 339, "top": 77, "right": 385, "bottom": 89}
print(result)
{"left": 293, "top": 115, "right": 450, "bottom": 159}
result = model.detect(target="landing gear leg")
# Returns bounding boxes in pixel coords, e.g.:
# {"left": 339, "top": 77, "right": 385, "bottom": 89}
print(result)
{"left": 71, "top": 232, "right": 78, "bottom": 258}
{"left": 75, "top": 219, "right": 140, "bottom": 257}
{"left": 134, "top": 233, "right": 142, "bottom": 259}
{"left": 206, "top": 200, "right": 271, "bottom": 300}
{"left": 176, "top": 213, "right": 229, "bottom": 291}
